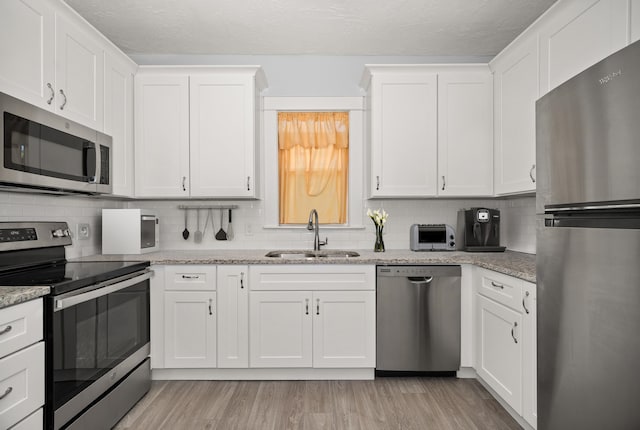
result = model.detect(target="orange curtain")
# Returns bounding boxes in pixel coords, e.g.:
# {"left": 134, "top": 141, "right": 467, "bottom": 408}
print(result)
{"left": 278, "top": 112, "right": 349, "bottom": 224}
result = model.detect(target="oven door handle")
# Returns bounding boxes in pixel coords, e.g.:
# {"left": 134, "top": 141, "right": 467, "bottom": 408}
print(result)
{"left": 54, "top": 269, "right": 152, "bottom": 311}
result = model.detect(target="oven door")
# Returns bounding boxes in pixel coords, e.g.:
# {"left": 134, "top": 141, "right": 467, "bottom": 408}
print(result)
{"left": 47, "top": 270, "right": 151, "bottom": 430}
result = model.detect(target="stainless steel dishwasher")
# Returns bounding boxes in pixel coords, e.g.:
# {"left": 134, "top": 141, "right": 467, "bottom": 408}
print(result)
{"left": 376, "top": 265, "right": 461, "bottom": 373}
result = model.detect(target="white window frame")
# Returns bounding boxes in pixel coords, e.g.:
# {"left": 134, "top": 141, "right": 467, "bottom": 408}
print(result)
{"left": 262, "top": 97, "right": 365, "bottom": 229}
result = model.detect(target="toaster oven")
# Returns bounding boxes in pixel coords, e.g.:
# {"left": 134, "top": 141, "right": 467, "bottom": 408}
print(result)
{"left": 410, "top": 224, "right": 456, "bottom": 251}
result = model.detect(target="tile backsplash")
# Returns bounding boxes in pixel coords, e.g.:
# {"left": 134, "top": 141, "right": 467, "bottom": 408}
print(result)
{"left": 129, "top": 196, "right": 536, "bottom": 254}
{"left": 0, "top": 192, "right": 536, "bottom": 256}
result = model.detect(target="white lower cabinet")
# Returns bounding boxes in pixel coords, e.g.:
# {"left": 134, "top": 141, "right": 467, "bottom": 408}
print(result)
{"left": 249, "top": 265, "right": 376, "bottom": 369}
{"left": 217, "top": 266, "right": 249, "bottom": 368}
{"left": 249, "top": 291, "right": 313, "bottom": 368}
{"left": 476, "top": 294, "right": 523, "bottom": 413}
{"left": 163, "top": 266, "right": 217, "bottom": 368}
{"left": 474, "top": 267, "right": 537, "bottom": 429}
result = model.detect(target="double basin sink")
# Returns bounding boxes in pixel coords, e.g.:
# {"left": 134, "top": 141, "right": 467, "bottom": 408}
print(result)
{"left": 265, "top": 250, "right": 360, "bottom": 260}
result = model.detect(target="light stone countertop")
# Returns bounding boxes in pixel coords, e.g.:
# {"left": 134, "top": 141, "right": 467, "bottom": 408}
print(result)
{"left": 0, "top": 286, "right": 50, "bottom": 310}
{"left": 71, "top": 249, "right": 536, "bottom": 283}
{"left": 1, "top": 250, "right": 535, "bottom": 309}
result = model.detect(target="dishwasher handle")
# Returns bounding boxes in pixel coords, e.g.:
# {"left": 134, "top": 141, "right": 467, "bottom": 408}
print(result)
{"left": 408, "top": 276, "right": 433, "bottom": 284}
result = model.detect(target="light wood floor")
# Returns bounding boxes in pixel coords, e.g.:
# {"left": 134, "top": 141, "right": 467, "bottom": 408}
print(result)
{"left": 115, "top": 378, "right": 521, "bottom": 430}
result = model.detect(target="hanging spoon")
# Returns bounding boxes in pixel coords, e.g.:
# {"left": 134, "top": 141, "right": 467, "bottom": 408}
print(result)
{"left": 182, "top": 210, "right": 190, "bottom": 240}
{"left": 194, "top": 209, "right": 203, "bottom": 243}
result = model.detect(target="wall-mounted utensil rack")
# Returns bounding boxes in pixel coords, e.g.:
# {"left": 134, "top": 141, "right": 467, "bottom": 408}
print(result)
{"left": 178, "top": 204, "right": 239, "bottom": 210}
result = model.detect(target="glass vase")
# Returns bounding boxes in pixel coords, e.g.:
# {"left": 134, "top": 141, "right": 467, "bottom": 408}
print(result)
{"left": 374, "top": 225, "right": 385, "bottom": 252}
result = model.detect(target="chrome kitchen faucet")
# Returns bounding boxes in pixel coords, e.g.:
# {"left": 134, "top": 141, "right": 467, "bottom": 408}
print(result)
{"left": 307, "top": 209, "right": 328, "bottom": 251}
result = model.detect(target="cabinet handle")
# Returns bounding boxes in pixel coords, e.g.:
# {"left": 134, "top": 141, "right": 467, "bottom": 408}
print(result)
{"left": 305, "top": 299, "right": 309, "bottom": 315}
{"left": 522, "top": 290, "right": 530, "bottom": 314}
{"left": 529, "top": 164, "right": 536, "bottom": 183}
{"left": 182, "top": 176, "right": 187, "bottom": 191}
{"left": 59, "top": 89, "right": 67, "bottom": 110}
{"left": 46, "top": 83, "right": 55, "bottom": 105}
{"left": 376, "top": 176, "right": 380, "bottom": 191}
{"left": 490, "top": 281, "right": 504, "bottom": 289}
{"left": 208, "top": 298, "right": 213, "bottom": 316}
{"left": 240, "top": 272, "right": 244, "bottom": 289}
{"left": 511, "top": 322, "right": 518, "bottom": 344}
{"left": 0, "top": 386, "right": 12, "bottom": 400}
{"left": 0, "top": 325, "right": 12, "bottom": 336}
{"left": 181, "top": 275, "right": 199, "bottom": 279}
{"left": 247, "top": 176, "right": 251, "bottom": 191}
{"left": 316, "top": 298, "right": 320, "bottom": 315}
{"left": 442, "top": 176, "right": 446, "bottom": 191}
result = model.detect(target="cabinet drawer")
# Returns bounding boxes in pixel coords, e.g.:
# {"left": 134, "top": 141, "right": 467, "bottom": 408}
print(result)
{"left": 476, "top": 268, "right": 527, "bottom": 311}
{"left": 0, "top": 300, "right": 43, "bottom": 359}
{"left": 0, "top": 342, "right": 44, "bottom": 429}
{"left": 250, "top": 265, "right": 375, "bottom": 291}
{"left": 9, "top": 408, "right": 42, "bottom": 430}
{"left": 164, "top": 266, "right": 216, "bottom": 291}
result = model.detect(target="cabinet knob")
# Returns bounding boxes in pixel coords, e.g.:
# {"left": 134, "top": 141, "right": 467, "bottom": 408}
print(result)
{"left": 316, "top": 298, "right": 320, "bottom": 315}
{"left": 182, "top": 176, "right": 187, "bottom": 191}
{"left": 442, "top": 175, "right": 446, "bottom": 191}
{"left": 376, "top": 176, "right": 380, "bottom": 191}
{"left": 522, "top": 290, "right": 530, "bottom": 314}
{"left": 208, "top": 298, "right": 213, "bottom": 316}
{"left": 240, "top": 272, "right": 244, "bottom": 289}
{"left": 305, "top": 298, "right": 309, "bottom": 315}
{"left": 0, "top": 386, "right": 13, "bottom": 401}
{"left": 0, "top": 325, "right": 12, "bottom": 336}
{"left": 247, "top": 176, "right": 251, "bottom": 191}
{"left": 511, "top": 322, "right": 518, "bottom": 344}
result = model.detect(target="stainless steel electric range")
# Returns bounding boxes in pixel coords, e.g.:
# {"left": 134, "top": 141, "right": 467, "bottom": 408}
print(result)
{"left": 0, "top": 222, "right": 151, "bottom": 430}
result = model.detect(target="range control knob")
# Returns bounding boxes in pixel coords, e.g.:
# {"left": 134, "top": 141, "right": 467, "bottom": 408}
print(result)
{"left": 52, "top": 228, "right": 71, "bottom": 238}
{"left": 450, "top": 235, "right": 454, "bottom": 240}
{"left": 450, "top": 241, "right": 455, "bottom": 247}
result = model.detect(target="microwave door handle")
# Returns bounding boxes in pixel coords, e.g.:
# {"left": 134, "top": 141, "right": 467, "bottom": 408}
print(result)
{"left": 54, "top": 270, "right": 152, "bottom": 311}
{"left": 92, "top": 142, "right": 101, "bottom": 185}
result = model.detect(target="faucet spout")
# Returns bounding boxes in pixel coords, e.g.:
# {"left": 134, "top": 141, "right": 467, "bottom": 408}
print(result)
{"left": 307, "top": 209, "right": 327, "bottom": 251}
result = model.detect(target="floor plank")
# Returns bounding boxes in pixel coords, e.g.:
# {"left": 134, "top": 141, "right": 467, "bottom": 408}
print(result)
{"left": 114, "top": 377, "right": 521, "bottom": 430}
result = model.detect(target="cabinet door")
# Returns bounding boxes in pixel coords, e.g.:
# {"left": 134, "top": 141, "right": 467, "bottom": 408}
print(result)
{"left": 522, "top": 283, "right": 537, "bottom": 429}
{"left": 217, "top": 266, "right": 249, "bottom": 368}
{"left": 249, "top": 291, "right": 312, "bottom": 368}
{"left": 370, "top": 72, "right": 438, "bottom": 197}
{"left": 312, "top": 291, "right": 375, "bottom": 368}
{"left": 0, "top": 0, "right": 55, "bottom": 109}
{"left": 493, "top": 36, "right": 539, "bottom": 195}
{"left": 134, "top": 74, "right": 190, "bottom": 197}
{"left": 164, "top": 291, "right": 216, "bottom": 368}
{"left": 476, "top": 294, "right": 523, "bottom": 414}
{"left": 633, "top": 1, "right": 640, "bottom": 43}
{"left": 190, "top": 74, "right": 256, "bottom": 197}
{"left": 437, "top": 71, "right": 493, "bottom": 196}
{"left": 105, "top": 53, "right": 135, "bottom": 197}
{"left": 539, "top": 0, "right": 629, "bottom": 94}
{"left": 54, "top": 13, "right": 104, "bottom": 130}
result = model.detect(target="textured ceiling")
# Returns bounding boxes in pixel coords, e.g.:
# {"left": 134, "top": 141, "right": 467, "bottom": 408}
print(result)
{"left": 64, "top": 0, "right": 556, "bottom": 56}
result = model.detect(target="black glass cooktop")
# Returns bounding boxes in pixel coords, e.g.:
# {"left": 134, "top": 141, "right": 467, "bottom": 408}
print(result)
{"left": 0, "top": 260, "right": 150, "bottom": 295}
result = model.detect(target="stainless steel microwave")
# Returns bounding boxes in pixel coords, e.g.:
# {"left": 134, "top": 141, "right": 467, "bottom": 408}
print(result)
{"left": 0, "top": 92, "right": 112, "bottom": 194}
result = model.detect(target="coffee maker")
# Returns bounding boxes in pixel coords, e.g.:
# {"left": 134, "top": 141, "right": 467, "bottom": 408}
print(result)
{"left": 456, "top": 208, "right": 506, "bottom": 252}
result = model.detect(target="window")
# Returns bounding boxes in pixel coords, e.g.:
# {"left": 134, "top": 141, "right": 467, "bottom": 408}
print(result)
{"left": 263, "top": 97, "right": 364, "bottom": 229}
{"left": 278, "top": 112, "right": 349, "bottom": 224}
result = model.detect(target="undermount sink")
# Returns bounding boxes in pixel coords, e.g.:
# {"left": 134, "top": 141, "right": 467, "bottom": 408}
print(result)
{"left": 265, "top": 250, "right": 360, "bottom": 259}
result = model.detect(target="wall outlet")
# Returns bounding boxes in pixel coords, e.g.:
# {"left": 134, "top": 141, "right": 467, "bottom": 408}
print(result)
{"left": 77, "top": 223, "right": 90, "bottom": 240}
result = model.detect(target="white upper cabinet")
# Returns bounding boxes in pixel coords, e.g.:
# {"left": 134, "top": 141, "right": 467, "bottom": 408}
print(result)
{"left": 364, "top": 69, "right": 438, "bottom": 197}
{"left": 492, "top": 35, "right": 539, "bottom": 195}
{"left": 437, "top": 70, "right": 493, "bottom": 196}
{"left": 633, "top": 0, "right": 640, "bottom": 43}
{"left": 54, "top": 13, "right": 104, "bottom": 130}
{"left": 134, "top": 67, "right": 266, "bottom": 198}
{"left": 105, "top": 53, "right": 136, "bottom": 197}
{"left": 0, "top": 0, "right": 55, "bottom": 109}
{"left": 134, "top": 74, "right": 190, "bottom": 197}
{"left": 539, "top": 0, "right": 629, "bottom": 94}
{"left": 190, "top": 73, "right": 257, "bottom": 197}
{"left": 361, "top": 65, "right": 492, "bottom": 198}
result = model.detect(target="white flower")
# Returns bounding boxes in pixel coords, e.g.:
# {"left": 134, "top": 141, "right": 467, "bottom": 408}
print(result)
{"left": 368, "top": 208, "right": 389, "bottom": 227}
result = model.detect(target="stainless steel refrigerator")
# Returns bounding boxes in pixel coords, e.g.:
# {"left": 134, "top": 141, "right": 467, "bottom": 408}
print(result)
{"left": 536, "top": 40, "right": 640, "bottom": 429}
